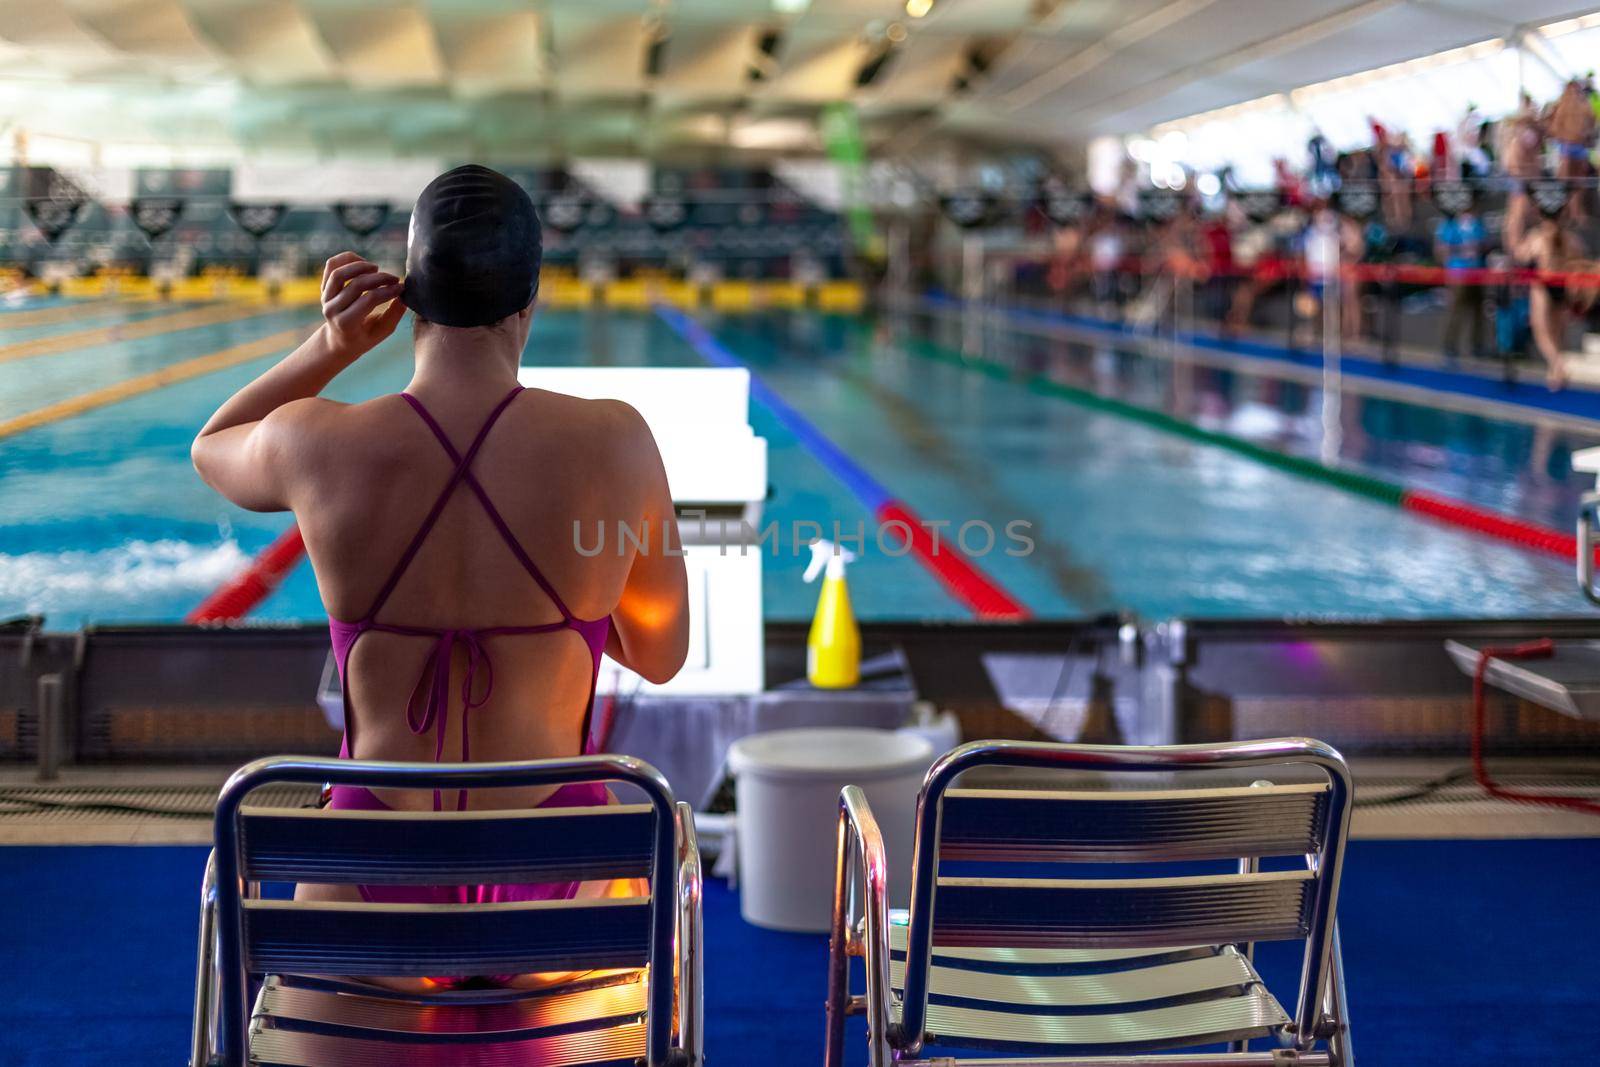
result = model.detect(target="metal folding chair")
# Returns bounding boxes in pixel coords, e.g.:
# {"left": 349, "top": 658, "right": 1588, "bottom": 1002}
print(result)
{"left": 826, "top": 738, "right": 1354, "bottom": 1066}
{"left": 190, "top": 754, "right": 702, "bottom": 1067}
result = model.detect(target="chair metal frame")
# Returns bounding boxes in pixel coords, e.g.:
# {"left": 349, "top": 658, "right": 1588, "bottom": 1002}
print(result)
{"left": 826, "top": 738, "right": 1355, "bottom": 1067}
{"left": 190, "top": 753, "right": 701, "bottom": 1067}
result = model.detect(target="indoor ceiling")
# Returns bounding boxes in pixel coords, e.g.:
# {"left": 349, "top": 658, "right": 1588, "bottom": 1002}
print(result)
{"left": 0, "top": 0, "right": 1594, "bottom": 162}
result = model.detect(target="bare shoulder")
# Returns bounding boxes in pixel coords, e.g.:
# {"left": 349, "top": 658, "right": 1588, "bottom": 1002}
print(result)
{"left": 530, "top": 390, "right": 663, "bottom": 461}
{"left": 257, "top": 394, "right": 400, "bottom": 476}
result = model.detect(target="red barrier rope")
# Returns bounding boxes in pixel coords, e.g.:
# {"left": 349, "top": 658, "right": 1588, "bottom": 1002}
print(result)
{"left": 187, "top": 525, "right": 306, "bottom": 624}
{"left": 1472, "top": 639, "right": 1600, "bottom": 817}
{"left": 1008, "top": 251, "right": 1600, "bottom": 289}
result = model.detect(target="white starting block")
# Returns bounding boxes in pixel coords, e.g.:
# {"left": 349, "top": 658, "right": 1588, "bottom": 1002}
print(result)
{"left": 519, "top": 366, "right": 769, "bottom": 695}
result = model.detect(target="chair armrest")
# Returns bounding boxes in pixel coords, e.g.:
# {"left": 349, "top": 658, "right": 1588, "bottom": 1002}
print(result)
{"left": 674, "top": 802, "right": 703, "bottom": 1064}
{"left": 826, "top": 785, "right": 895, "bottom": 1067}
{"left": 190, "top": 849, "right": 218, "bottom": 1067}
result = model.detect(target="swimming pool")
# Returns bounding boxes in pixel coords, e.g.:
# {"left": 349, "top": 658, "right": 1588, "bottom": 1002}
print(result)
{"left": 0, "top": 300, "right": 1586, "bottom": 627}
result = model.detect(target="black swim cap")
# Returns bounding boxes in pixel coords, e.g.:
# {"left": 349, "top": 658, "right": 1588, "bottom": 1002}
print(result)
{"left": 403, "top": 165, "right": 541, "bottom": 328}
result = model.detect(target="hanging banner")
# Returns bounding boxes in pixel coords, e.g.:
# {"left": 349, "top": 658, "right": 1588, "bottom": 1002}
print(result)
{"left": 229, "top": 202, "right": 288, "bottom": 239}
{"left": 25, "top": 199, "right": 84, "bottom": 243}
{"left": 1236, "top": 188, "right": 1283, "bottom": 223}
{"left": 1038, "top": 183, "right": 1093, "bottom": 227}
{"left": 1334, "top": 184, "right": 1379, "bottom": 221}
{"left": 131, "top": 198, "right": 184, "bottom": 240}
{"left": 1431, "top": 181, "right": 1476, "bottom": 218}
{"left": 1527, "top": 177, "right": 1570, "bottom": 219}
{"left": 332, "top": 201, "right": 391, "bottom": 238}
{"left": 1138, "top": 188, "right": 1185, "bottom": 224}
{"left": 542, "top": 191, "right": 587, "bottom": 234}
{"left": 642, "top": 195, "right": 688, "bottom": 232}
{"left": 941, "top": 190, "right": 995, "bottom": 229}
{"left": 23, "top": 168, "right": 89, "bottom": 244}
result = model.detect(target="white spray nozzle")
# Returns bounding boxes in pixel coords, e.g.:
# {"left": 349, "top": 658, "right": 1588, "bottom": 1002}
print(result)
{"left": 804, "top": 539, "right": 857, "bottom": 583}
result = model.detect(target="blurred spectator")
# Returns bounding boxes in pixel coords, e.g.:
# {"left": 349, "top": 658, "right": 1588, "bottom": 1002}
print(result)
{"left": 1435, "top": 196, "right": 1488, "bottom": 360}
{"left": 1547, "top": 79, "right": 1596, "bottom": 220}
{"left": 1501, "top": 92, "right": 1545, "bottom": 238}
{"left": 1088, "top": 209, "right": 1131, "bottom": 310}
{"left": 1199, "top": 208, "right": 1235, "bottom": 320}
{"left": 1225, "top": 207, "right": 1283, "bottom": 334}
{"left": 1506, "top": 186, "right": 1598, "bottom": 389}
{"left": 1378, "top": 127, "right": 1413, "bottom": 229}
{"left": 1457, "top": 103, "right": 1491, "bottom": 178}
{"left": 1295, "top": 203, "right": 1364, "bottom": 347}
{"left": 1308, "top": 131, "right": 1339, "bottom": 197}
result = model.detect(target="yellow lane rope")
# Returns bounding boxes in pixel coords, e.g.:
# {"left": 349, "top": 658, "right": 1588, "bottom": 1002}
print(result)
{"left": 0, "top": 325, "right": 312, "bottom": 442}
{"left": 0, "top": 298, "right": 125, "bottom": 329}
{"left": 0, "top": 301, "right": 280, "bottom": 367}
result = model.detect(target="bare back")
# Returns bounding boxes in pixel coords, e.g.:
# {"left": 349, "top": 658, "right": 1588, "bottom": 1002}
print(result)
{"left": 287, "top": 385, "right": 664, "bottom": 807}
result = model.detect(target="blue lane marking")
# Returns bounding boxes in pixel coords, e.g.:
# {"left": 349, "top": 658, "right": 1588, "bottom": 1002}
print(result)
{"left": 654, "top": 305, "right": 894, "bottom": 513}
{"left": 926, "top": 292, "right": 1600, "bottom": 426}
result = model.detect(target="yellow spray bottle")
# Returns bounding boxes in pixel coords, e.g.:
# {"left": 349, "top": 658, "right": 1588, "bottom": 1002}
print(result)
{"left": 804, "top": 539, "right": 861, "bottom": 689}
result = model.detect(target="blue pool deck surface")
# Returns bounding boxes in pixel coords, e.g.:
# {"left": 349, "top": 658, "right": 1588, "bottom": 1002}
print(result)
{"left": 1, "top": 838, "right": 1595, "bottom": 1066}
{"left": 0, "top": 299, "right": 1591, "bottom": 627}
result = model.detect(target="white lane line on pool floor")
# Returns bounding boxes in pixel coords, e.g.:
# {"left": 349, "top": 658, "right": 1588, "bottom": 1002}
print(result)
{"left": 0, "top": 298, "right": 125, "bottom": 329}
{"left": 0, "top": 324, "right": 313, "bottom": 441}
{"left": 0, "top": 301, "right": 280, "bottom": 367}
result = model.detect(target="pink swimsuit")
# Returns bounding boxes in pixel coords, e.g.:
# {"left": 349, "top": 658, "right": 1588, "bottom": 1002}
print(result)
{"left": 325, "top": 384, "right": 613, "bottom": 906}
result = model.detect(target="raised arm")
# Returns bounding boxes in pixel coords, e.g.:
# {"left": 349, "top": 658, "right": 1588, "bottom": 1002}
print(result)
{"left": 1503, "top": 199, "right": 1542, "bottom": 263}
{"left": 191, "top": 253, "right": 404, "bottom": 511}
{"left": 603, "top": 403, "right": 690, "bottom": 685}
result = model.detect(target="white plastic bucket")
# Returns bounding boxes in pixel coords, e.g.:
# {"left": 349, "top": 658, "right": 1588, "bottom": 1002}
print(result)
{"left": 726, "top": 727, "right": 934, "bottom": 932}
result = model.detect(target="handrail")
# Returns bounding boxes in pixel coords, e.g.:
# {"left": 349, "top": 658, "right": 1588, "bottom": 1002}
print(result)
{"left": 675, "top": 801, "right": 704, "bottom": 1064}
{"left": 825, "top": 785, "right": 894, "bottom": 1067}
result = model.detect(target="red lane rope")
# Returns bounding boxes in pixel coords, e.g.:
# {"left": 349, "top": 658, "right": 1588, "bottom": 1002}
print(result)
{"left": 876, "top": 501, "right": 1030, "bottom": 620}
{"left": 1472, "top": 640, "right": 1600, "bottom": 816}
{"left": 1400, "top": 490, "right": 1582, "bottom": 561}
{"left": 187, "top": 525, "right": 306, "bottom": 623}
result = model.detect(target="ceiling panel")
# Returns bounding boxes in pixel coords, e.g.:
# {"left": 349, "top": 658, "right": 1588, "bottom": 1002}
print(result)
{"left": 862, "top": 32, "right": 967, "bottom": 105}
{"left": 1224, "top": 2, "right": 1504, "bottom": 94}
{"left": 1429, "top": 0, "right": 1598, "bottom": 27}
{"left": 433, "top": 9, "right": 546, "bottom": 95}
{"left": 763, "top": 25, "right": 874, "bottom": 103}
{"left": 0, "top": 0, "right": 130, "bottom": 74}
{"left": 656, "top": 22, "right": 758, "bottom": 103}
{"left": 67, "top": 0, "right": 223, "bottom": 73}
{"left": 1121, "top": 0, "right": 1357, "bottom": 64}
{"left": 548, "top": 10, "right": 648, "bottom": 97}
{"left": 310, "top": 2, "right": 446, "bottom": 89}
{"left": 911, "top": 0, "right": 1037, "bottom": 34}
{"left": 185, "top": 0, "right": 340, "bottom": 85}
{"left": 0, "top": 0, "right": 1592, "bottom": 160}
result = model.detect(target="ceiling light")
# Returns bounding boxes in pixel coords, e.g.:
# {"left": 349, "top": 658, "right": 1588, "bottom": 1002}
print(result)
{"left": 773, "top": 0, "right": 811, "bottom": 13}
{"left": 906, "top": 0, "right": 934, "bottom": 19}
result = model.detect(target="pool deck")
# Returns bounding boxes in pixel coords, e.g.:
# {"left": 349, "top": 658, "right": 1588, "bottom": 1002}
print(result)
{"left": 4, "top": 758, "right": 1596, "bottom": 844}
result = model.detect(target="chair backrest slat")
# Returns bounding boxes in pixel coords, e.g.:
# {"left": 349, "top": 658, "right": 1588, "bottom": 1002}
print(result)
{"left": 931, "top": 871, "right": 1314, "bottom": 949}
{"left": 939, "top": 783, "right": 1329, "bottom": 863}
{"left": 239, "top": 803, "right": 656, "bottom": 885}
{"left": 242, "top": 897, "right": 653, "bottom": 977}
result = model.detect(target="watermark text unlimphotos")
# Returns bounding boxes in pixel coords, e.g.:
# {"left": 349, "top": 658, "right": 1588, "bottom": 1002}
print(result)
{"left": 573, "top": 514, "right": 1035, "bottom": 559}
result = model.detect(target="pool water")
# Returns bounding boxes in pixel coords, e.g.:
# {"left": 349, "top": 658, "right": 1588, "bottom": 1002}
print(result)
{"left": 0, "top": 300, "right": 1585, "bottom": 627}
